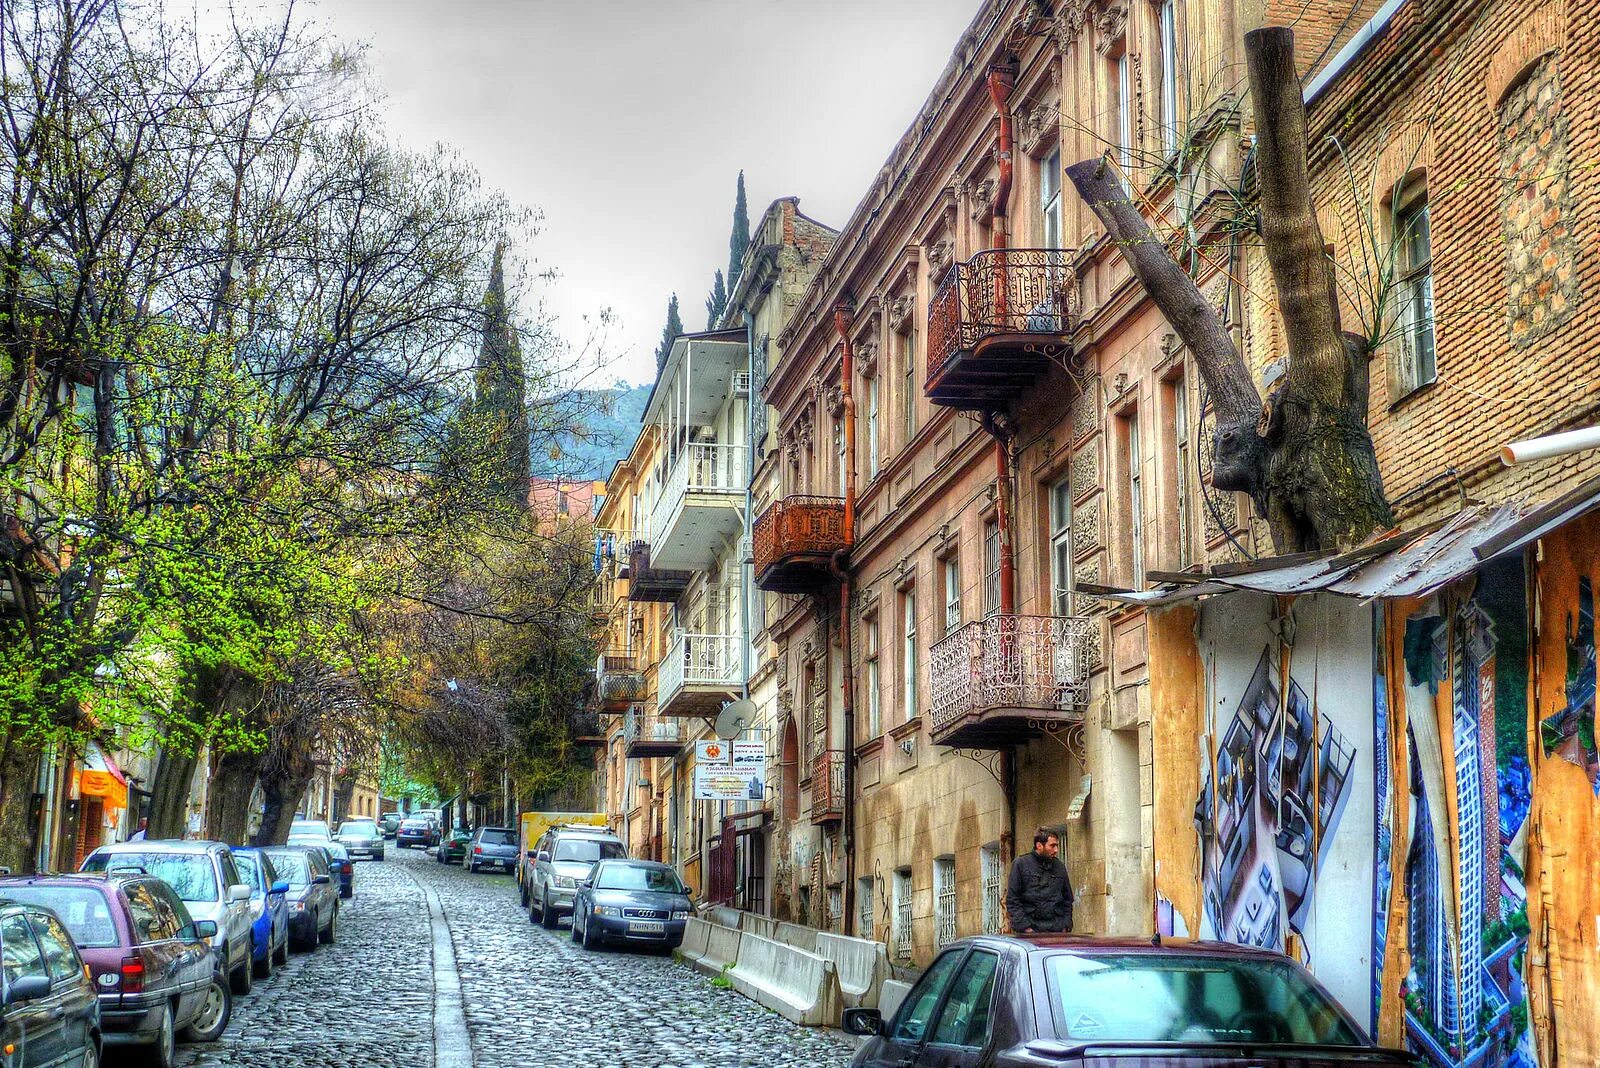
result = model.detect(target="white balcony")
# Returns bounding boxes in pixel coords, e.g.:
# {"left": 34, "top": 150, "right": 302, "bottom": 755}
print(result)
{"left": 624, "top": 706, "right": 684, "bottom": 758}
{"left": 928, "top": 614, "right": 1095, "bottom": 749}
{"left": 647, "top": 441, "right": 747, "bottom": 571}
{"left": 657, "top": 630, "right": 741, "bottom": 717}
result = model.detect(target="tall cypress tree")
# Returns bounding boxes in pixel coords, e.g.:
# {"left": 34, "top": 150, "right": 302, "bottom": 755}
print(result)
{"left": 727, "top": 171, "right": 749, "bottom": 293}
{"left": 655, "top": 293, "right": 683, "bottom": 374}
{"left": 705, "top": 270, "right": 728, "bottom": 329}
{"left": 475, "top": 242, "right": 531, "bottom": 506}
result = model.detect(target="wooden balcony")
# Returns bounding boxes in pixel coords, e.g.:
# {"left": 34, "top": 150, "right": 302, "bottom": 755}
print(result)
{"left": 925, "top": 248, "right": 1077, "bottom": 409}
{"left": 597, "top": 652, "right": 645, "bottom": 711}
{"left": 810, "top": 749, "right": 844, "bottom": 825}
{"left": 928, "top": 614, "right": 1094, "bottom": 749}
{"left": 569, "top": 711, "right": 606, "bottom": 749}
{"left": 625, "top": 539, "right": 692, "bottom": 602}
{"left": 753, "top": 495, "right": 849, "bottom": 594}
{"left": 624, "top": 706, "right": 684, "bottom": 758}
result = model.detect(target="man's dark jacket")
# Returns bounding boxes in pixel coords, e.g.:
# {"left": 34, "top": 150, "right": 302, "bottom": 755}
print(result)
{"left": 1006, "top": 850, "right": 1073, "bottom": 932}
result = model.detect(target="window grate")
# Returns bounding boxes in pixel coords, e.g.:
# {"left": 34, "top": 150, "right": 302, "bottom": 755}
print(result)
{"left": 934, "top": 857, "right": 957, "bottom": 948}
{"left": 981, "top": 845, "right": 1004, "bottom": 934}
{"left": 894, "top": 869, "right": 913, "bottom": 962}
{"left": 858, "top": 877, "right": 874, "bottom": 939}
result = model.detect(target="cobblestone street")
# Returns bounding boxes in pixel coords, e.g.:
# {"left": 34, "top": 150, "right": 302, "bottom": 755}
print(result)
{"left": 176, "top": 844, "right": 853, "bottom": 1068}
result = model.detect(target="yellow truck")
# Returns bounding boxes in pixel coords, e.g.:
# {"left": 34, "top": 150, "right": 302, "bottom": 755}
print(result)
{"left": 516, "top": 811, "right": 608, "bottom": 896}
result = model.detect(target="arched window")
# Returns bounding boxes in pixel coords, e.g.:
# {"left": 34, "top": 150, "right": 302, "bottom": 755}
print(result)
{"left": 780, "top": 717, "right": 800, "bottom": 823}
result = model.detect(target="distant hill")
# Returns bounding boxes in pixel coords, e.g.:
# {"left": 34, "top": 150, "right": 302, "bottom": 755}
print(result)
{"left": 535, "top": 381, "right": 650, "bottom": 482}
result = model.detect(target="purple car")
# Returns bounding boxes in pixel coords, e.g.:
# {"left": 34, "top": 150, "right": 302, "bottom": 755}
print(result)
{"left": 0, "top": 873, "right": 230, "bottom": 1067}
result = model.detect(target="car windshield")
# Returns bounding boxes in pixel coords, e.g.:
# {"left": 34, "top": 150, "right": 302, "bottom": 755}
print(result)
{"left": 324, "top": 843, "right": 349, "bottom": 860}
{"left": 478, "top": 829, "right": 514, "bottom": 846}
{"left": 554, "top": 838, "right": 625, "bottom": 863}
{"left": 0, "top": 887, "right": 118, "bottom": 948}
{"left": 1043, "top": 953, "right": 1362, "bottom": 1046}
{"left": 595, "top": 865, "right": 684, "bottom": 893}
{"left": 263, "top": 852, "right": 310, "bottom": 888}
{"left": 82, "top": 852, "right": 218, "bottom": 904}
{"left": 233, "top": 854, "right": 260, "bottom": 887}
{"left": 338, "top": 822, "right": 377, "bottom": 836}
{"left": 401, "top": 819, "right": 427, "bottom": 828}
{"left": 290, "top": 821, "right": 329, "bottom": 837}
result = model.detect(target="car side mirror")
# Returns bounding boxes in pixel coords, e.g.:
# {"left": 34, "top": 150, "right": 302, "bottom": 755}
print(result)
{"left": 536, "top": 851, "right": 550, "bottom": 863}
{"left": 270, "top": 881, "right": 290, "bottom": 895}
{"left": 5, "top": 975, "right": 51, "bottom": 1004}
{"left": 228, "top": 883, "right": 252, "bottom": 902}
{"left": 191, "top": 919, "right": 218, "bottom": 939}
{"left": 312, "top": 874, "right": 331, "bottom": 885}
{"left": 841, "top": 1008, "right": 884, "bottom": 1037}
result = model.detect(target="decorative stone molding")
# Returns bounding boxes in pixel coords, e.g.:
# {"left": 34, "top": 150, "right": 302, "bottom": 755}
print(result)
{"left": 889, "top": 294, "right": 915, "bottom": 336}
{"left": 1095, "top": 5, "right": 1128, "bottom": 53}
{"left": 1070, "top": 447, "right": 1099, "bottom": 501}
{"left": 856, "top": 337, "right": 880, "bottom": 379}
{"left": 1069, "top": 375, "right": 1101, "bottom": 444}
{"left": 1020, "top": 100, "right": 1060, "bottom": 157}
{"left": 1072, "top": 495, "right": 1102, "bottom": 559}
{"left": 969, "top": 178, "right": 996, "bottom": 222}
{"left": 1054, "top": 0, "right": 1092, "bottom": 49}
{"left": 825, "top": 385, "right": 845, "bottom": 419}
{"left": 925, "top": 239, "right": 955, "bottom": 282}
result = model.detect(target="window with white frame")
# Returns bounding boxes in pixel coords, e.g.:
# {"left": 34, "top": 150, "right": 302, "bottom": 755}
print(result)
{"left": 1393, "top": 179, "right": 1437, "bottom": 394}
{"left": 1159, "top": 0, "right": 1179, "bottom": 155}
{"left": 1114, "top": 48, "right": 1133, "bottom": 175}
{"left": 865, "top": 375, "right": 880, "bottom": 478}
{"left": 893, "top": 867, "right": 913, "bottom": 962}
{"left": 901, "top": 326, "right": 917, "bottom": 443}
{"left": 982, "top": 521, "right": 1001, "bottom": 618}
{"left": 981, "top": 844, "right": 1004, "bottom": 934}
{"left": 934, "top": 856, "right": 957, "bottom": 948}
{"left": 902, "top": 587, "right": 918, "bottom": 720}
{"left": 858, "top": 877, "right": 874, "bottom": 939}
{"left": 865, "top": 614, "right": 881, "bottom": 739}
{"left": 1171, "top": 373, "right": 1193, "bottom": 569}
{"left": 942, "top": 556, "right": 961, "bottom": 637}
{"left": 1050, "top": 478, "right": 1073, "bottom": 617}
{"left": 834, "top": 418, "right": 847, "bottom": 498}
{"left": 1041, "top": 147, "right": 1062, "bottom": 249}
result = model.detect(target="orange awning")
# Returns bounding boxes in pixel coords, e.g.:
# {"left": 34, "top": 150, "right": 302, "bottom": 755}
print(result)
{"left": 79, "top": 770, "right": 127, "bottom": 809}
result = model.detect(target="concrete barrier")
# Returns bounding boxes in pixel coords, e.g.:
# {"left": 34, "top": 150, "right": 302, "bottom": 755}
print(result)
{"left": 815, "top": 931, "right": 889, "bottom": 1009}
{"left": 727, "top": 932, "right": 842, "bottom": 1027}
{"left": 678, "top": 916, "right": 743, "bottom": 979}
{"left": 707, "top": 905, "right": 742, "bottom": 929}
{"left": 773, "top": 921, "right": 816, "bottom": 952}
{"left": 879, "top": 979, "right": 913, "bottom": 1023}
{"left": 677, "top": 916, "right": 713, "bottom": 963}
{"left": 739, "top": 912, "right": 777, "bottom": 940}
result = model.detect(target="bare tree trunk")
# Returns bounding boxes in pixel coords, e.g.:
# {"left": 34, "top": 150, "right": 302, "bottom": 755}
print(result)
{"left": 253, "top": 765, "right": 315, "bottom": 846}
{"left": 332, "top": 772, "right": 356, "bottom": 825}
{"left": 147, "top": 749, "right": 198, "bottom": 840}
{"left": 205, "top": 750, "right": 260, "bottom": 844}
{"left": 0, "top": 737, "right": 40, "bottom": 873}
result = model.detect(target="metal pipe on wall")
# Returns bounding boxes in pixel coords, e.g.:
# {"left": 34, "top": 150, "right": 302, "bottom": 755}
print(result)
{"left": 831, "top": 302, "right": 860, "bottom": 934}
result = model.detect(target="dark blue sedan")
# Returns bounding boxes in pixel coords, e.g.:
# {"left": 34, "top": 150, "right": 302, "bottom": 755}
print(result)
{"left": 230, "top": 847, "right": 290, "bottom": 978}
{"left": 570, "top": 860, "right": 692, "bottom": 952}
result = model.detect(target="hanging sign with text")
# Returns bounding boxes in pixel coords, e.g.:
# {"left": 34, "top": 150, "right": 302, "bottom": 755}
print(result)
{"left": 693, "top": 739, "right": 766, "bottom": 801}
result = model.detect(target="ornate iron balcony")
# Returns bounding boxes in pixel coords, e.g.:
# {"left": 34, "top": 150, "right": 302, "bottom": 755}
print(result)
{"left": 597, "top": 651, "right": 645, "bottom": 709}
{"left": 926, "top": 248, "right": 1077, "bottom": 409}
{"left": 928, "top": 614, "right": 1094, "bottom": 749}
{"left": 752, "top": 495, "right": 849, "bottom": 594}
{"left": 624, "top": 706, "right": 683, "bottom": 758}
{"left": 810, "top": 749, "right": 844, "bottom": 825}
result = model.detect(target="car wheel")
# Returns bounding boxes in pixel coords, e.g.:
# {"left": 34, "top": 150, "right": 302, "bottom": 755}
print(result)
{"left": 273, "top": 930, "right": 290, "bottom": 966}
{"left": 145, "top": 1004, "right": 176, "bottom": 1068}
{"left": 81, "top": 1036, "right": 100, "bottom": 1068}
{"left": 519, "top": 879, "right": 529, "bottom": 907}
{"left": 252, "top": 939, "right": 273, "bottom": 980}
{"left": 320, "top": 905, "right": 338, "bottom": 945}
{"left": 540, "top": 891, "right": 558, "bottom": 930}
{"left": 230, "top": 951, "right": 252, "bottom": 996}
{"left": 581, "top": 912, "right": 598, "bottom": 950}
{"left": 528, "top": 894, "right": 542, "bottom": 925}
{"left": 570, "top": 908, "right": 582, "bottom": 942}
{"left": 182, "top": 974, "right": 231, "bottom": 1043}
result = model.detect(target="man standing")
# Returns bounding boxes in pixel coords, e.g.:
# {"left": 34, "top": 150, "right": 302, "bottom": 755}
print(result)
{"left": 1006, "top": 828, "right": 1073, "bottom": 934}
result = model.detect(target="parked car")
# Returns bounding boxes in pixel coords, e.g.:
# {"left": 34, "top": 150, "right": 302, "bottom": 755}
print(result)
{"left": 526, "top": 825, "right": 627, "bottom": 929}
{"left": 396, "top": 817, "right": 435, "bottom": 850}
{"left": 260, "top": 847, "right": 339, "bottom": 951}
{"left": 465, "top": 827, "right": 518, "bottom": 874}
{"left": 80, "top": 840, "right": 256, "bottom": 998}
{"left": 0, "top": 873, "right": 230, "bottom": 1064}
{"left": 841, "top": 935, "right": 1420, "bottom": 1068}
{"left": 436, "top": 828, "right": 472, "bottom": 866}
{"left": 379, "top": 812, "right": 403, "bottom": 838}
{"left": 335, "top": 820, "right": 386, "bottom": 862}
{"left": 288, "top": 818, "right": 331, "bottom": 842}
{"left": 229, "top": 848, "right": 290, "bottom": 978}
{"left": 0, "top": 898, "right": 103, "bottom": 1068}
{"left": 324, "top": 843, "right": 355, "bottom": 899}
{"left": 570, "top": 860, "right": 691, "bottom": 952}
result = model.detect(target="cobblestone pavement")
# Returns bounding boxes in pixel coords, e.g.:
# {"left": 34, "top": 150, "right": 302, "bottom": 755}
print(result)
{"left": 176, "top": 842, "right": 855, "bottom": 1068}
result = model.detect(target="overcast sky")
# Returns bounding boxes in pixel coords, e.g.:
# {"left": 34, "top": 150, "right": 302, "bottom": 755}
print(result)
{"left": 307, "top": 0, "right": 981, "bottom": 388}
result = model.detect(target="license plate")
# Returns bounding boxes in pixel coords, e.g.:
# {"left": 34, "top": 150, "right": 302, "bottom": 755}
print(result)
{"left": 628, "top": 920, "right": 664, "bottom": 934}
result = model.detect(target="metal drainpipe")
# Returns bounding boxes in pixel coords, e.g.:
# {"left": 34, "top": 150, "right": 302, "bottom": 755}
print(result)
{"left": 830, "top": 302, "right": 859, "bottom": 934}
{"left": 742, "top": 310, "right": 756, "bottom": 702}
{"left": 984, "top": 60, "right": 1021, "bottom": 861}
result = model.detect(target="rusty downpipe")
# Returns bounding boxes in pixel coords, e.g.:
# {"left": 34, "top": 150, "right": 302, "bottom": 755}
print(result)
{"left": 830, "top": 301, "right": 860, "bottom": 933}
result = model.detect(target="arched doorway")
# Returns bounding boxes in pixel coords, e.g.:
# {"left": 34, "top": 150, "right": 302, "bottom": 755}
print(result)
{"left": 780, "top": 716, "right": 800, "bottom": 824}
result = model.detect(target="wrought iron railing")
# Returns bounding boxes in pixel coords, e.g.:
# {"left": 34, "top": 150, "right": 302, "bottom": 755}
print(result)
{"left": 624, "top": 706, "right": 683, "bottom": 749}
{"left": 927, "top": 248, "right": 1076, "bottom": 384}
{"left": 597, "top": 651, "right": 645, "bottom": 705}
{"left": 658, "top": 631, "right": 741, "bottom": 706}
{"left": 752, "top": 495, "right": 849, "bottom": 577}
{"left": 928, "top": 614, "right": 1094, "bottom": 736}
{"left": 649, "top": 441, "right": 747, "bottom": 544}
{"left": 810, "top": 749, "right": 844, "bottom": 823}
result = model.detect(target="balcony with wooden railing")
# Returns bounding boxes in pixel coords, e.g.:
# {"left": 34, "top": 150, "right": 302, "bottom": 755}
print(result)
{"left": 752, "top": 495, "right": 849, "bottom": 594}
{"left": 624, "top": 536, "right": 692, "bottom": 602}
{"left": 928, "top": 614, "right": 1095, "bottom": 748}
{"left": 810, "top": 749, "right": 844, "bottom": 825}
{"left": 624, "top": 706, "right": 684, "bottom": 758}
{"left": 596, "top": 650, "right": 646, "bottom": 711}
{"left": 925, "top": 248, "right": 1077, "bottom": 409}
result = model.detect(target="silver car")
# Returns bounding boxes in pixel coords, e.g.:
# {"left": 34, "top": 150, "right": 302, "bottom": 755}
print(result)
{"left": 527, "top": 826, "right": 626, "bottom": 929}
{"left": 335, "top": 820, "right": 386, "bottom": 861}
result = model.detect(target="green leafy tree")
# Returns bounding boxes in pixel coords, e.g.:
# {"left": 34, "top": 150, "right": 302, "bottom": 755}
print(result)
{"left": 728, "top": 170, "right": 750, "bottom": 293}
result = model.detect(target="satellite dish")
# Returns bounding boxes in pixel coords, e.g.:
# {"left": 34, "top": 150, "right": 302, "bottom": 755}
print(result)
{"left": 714, "top": 699, "right": 756, "bottom": 740}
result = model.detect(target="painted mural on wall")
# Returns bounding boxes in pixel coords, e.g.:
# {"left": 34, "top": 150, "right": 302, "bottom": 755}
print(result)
{"left": 1538, "top": 576, "right": 1597, "bottom": 789}
{"left": 1195, "top": 646, "right": 1358, "bottom": 953}
{"left": 1375, "top": 558, "right": 1538, "bottom": 1067}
